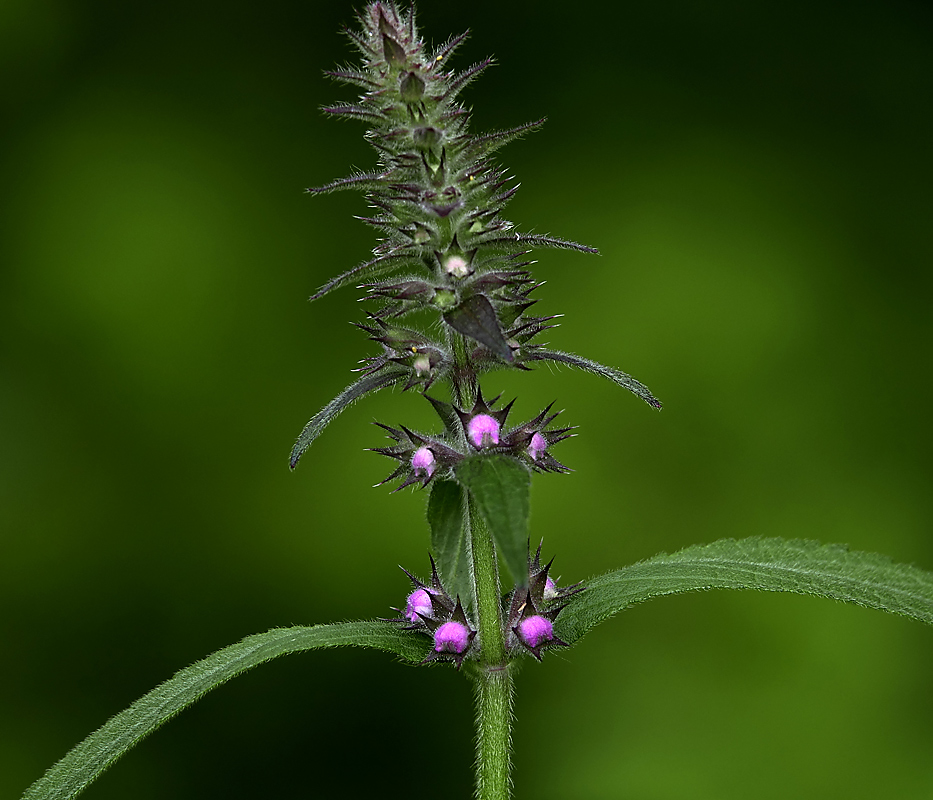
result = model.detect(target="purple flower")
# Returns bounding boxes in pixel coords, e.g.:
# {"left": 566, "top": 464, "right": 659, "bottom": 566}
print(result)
{"left": 444, "top": 254, "right": 471, "bottom": 279}
{"left": 517, "top": 615, "right": 554, "bottom": 649}
{"left": 405, "top": 588, "right": 434, "bottom": 622}
{"left": 411, "top": 446, "right": 436, "bottom": 477}
{"left": 467, "top": 414, "right": 500, "bottom": 448}
{"left": 434, "top": 620, "right": 471, "bottom": 654}
{"left": 527, "top": 431, "right": 547, "bottom": 460}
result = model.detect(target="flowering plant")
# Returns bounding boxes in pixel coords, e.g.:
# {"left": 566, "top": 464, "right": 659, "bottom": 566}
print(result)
{"left": 22, "top": 4, "right": 933, "bottom": 800}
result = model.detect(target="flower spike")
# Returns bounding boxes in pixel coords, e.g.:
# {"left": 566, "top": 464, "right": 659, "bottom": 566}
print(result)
{"left": 290, "top": 1, "right": 660, "bottom": 467}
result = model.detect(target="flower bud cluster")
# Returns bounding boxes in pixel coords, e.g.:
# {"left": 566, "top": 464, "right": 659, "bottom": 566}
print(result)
{"left": 505, "top": 543, "right": 583, "bottom": 660}
{"left": 370, "top": 388, "right": 574, "bottom": 490}
{"left": 390, "top": 557, "right": 477, "bottom": 669}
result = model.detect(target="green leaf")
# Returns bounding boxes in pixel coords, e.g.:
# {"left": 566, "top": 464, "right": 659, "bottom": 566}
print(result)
{"left": 309, "top": 251, "right": 410, "bottom": 302}
{"left": 557, "top": 537, "right": 933, "bottom": 645}
{"left": 526, "top": 348, "right": 661, "bottom": 409}
{"left": 463, "top": 118, "right": 546, "bottom": 158}
{"left": 427, "top": 479, "right": 472, "bottom": 607}
{"left": 443, "top": 294, "right": 514, "bottom": 362}
{"left": 24, "top": 622, "right": 426, "bottom": 800}
{"left": 305, "top": 169, "right": 389, "bottom": 195}
{"left": 456, "top": 454, "right": 531, "bottom": 587}
{"left": 289, "top": 368, "right": 407, "bottom": 469}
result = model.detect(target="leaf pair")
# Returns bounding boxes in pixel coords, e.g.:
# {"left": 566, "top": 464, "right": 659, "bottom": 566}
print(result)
{"left": 24, "top": 537, "right": 933, "bottom": 800}
{"left": 428, "top": 454, "right": 532, "bottom": 609}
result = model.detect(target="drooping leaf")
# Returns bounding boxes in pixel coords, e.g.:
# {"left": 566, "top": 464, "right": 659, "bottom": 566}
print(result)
{"left": 525, "top": 348, "right": 662, "bottom": 409}
{"left": 289, "top": 368, "right": 408, "bottom": 469}
{"left": 443, "top": 294, "right": 513, "bottom": 362}
{"left": 23, "top": 622, "right": 426, "bottom": 800}
{"left": 557, "top": 537, "right": 933, "bottom": 646}
{"left": 456, "top": 454, "right": 530, "bottom": 587}
{"left": 427, "top": 479, "right": 472, "bottom": 608}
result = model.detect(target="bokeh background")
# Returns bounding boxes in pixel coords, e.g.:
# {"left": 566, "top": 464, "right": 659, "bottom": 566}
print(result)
{"left": 3, "top": 0, "right": 932, "bottom": 797}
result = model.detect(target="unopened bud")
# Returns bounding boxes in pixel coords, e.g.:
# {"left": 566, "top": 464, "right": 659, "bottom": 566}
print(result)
{"left": 405, "top": 588, "right": 433, "bottom": 622}
{"left": 434, "top": 620, "right": 471, "bottom": 654}
{"left": 411, "top": 446, "right": 436, "bottom": 477}
{"left": 399, "top": 71, "right": 425, "bottom": 101}
{"left": 517, "top": 615, "right": 554, "bottom": 649}
{"left": 527, "top": 431, "right": 547, "bottom": 460}
{"left": 432, "top": 288, "right": 457, "bottom": 310}
{"left": 543, "top": 575, "right": 559, "bottom": 601}
{"left": 467, "top": 414, "right": 500, "bottom": 448}
{"left": 413, "top": 354, "right": 432, "bottom": 375}
{"left": 445, "top": 254, "right": 470, "bottom": 279}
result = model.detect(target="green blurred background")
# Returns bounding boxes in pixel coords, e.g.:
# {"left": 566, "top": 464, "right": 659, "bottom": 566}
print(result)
{"left": 3, "top": 0, "right": 932, "bottom": 797}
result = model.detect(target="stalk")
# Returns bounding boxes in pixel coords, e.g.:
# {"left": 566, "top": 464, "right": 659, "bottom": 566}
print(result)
{"left": 467, "top": 493, "right": 513, "bottom": 800}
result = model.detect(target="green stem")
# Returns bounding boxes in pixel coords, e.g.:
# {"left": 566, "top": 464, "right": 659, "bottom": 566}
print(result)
{"left": 449, "top": 331, "right": 477, "bottom": 409}
{"left": 467, "top": 494, "right": 513, "bottom": 800}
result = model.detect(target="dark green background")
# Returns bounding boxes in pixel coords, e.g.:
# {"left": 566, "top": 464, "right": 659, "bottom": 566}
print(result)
{"left": 3, "top": 0, "right": 932, "bottom": 797}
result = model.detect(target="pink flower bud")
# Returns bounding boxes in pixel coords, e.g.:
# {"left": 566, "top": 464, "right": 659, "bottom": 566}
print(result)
{"left": 405, "top": 588, "right": 433, "bottom": 622}
{"left": 517, "top": 615, "right": 554, "bottom": 649}
{"left": 467, "top": 414, "right": 500, "bottom": 448}
{"left": 543, "top": 576, "right": 559, "bottom": 601}
{"left": 527, "top": 431, "right": 547, "bottom": 460}
{"left": 411, "top": 446, "right": 436, "bottom": 477}
{"left": 434, "top": 620, "right": 471, "bottom": 654}
{"left": 444, "top": 254, "right": 470, "bottom": 279}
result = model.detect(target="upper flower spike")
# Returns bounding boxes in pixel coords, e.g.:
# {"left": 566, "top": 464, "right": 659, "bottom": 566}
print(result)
{"left": 288, "top": 2, "right": 660, "bottom": 470}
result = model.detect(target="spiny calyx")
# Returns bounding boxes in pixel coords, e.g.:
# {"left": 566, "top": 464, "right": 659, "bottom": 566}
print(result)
{"left": 370, "top": 388, "right": 574, "bottom": 491}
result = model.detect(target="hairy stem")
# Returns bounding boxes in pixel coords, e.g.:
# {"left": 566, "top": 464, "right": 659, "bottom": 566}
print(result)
{"left": 468, "top": 494, "right": 513, "bottom": 799}
{"left": 449, "top": 331, "right": 477, "bottom": 409}
{"left": 473, "top": 665, "right": 513, "bottom": 800}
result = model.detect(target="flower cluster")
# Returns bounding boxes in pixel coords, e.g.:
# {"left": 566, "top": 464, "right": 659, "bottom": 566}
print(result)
{"left": 370, "top": 388, "right": 573, "bottom": 490}
{"left": 506, "top": 542, "right": 582, "bottom": 660}
{"left": 390, "top": 557, "right": 477, "bottom": 669}
{"left": 394, "top": 544, "right": 582, "bottom": 664}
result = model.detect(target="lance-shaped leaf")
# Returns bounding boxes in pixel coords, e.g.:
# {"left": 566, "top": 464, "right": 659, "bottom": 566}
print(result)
{"left": 427, "top": 480, "right": 473, "bottom": 609}
{"left": 456, "top": 454, "right": 530, "bottom": 587}
{"left": 324, "top": 67, "right": 379, "bottom": 91}
{"left": 23, "top": 622, "right": 426, "bottom": 800}
{"left": 322, "top": 103, "right": 387, "bottom": 124}
{"left": 556, "top": 537, "right": 933, "bottom": 646}
{"left": 525, "top": 348, "right": 662, "bottom": 409}
{"left": 473, "top": 230, "right": 599, "bottom": 254}
{"left": 310, "top": 251, "right": 412, "bottom": 302}
{"left": 306, "top": 170, "right": 390, "bottom": 195}
{"left": 289, "top": 367, "right": 408, "bottom": 469}
{"left": 461, "top": 118, "right": 546, "bottom": 158}
{"left": 443, "top": 294, "right": 513, "bottom": 362}
{"left": 440, "top": 57, "right": 495, "bottom": 104}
